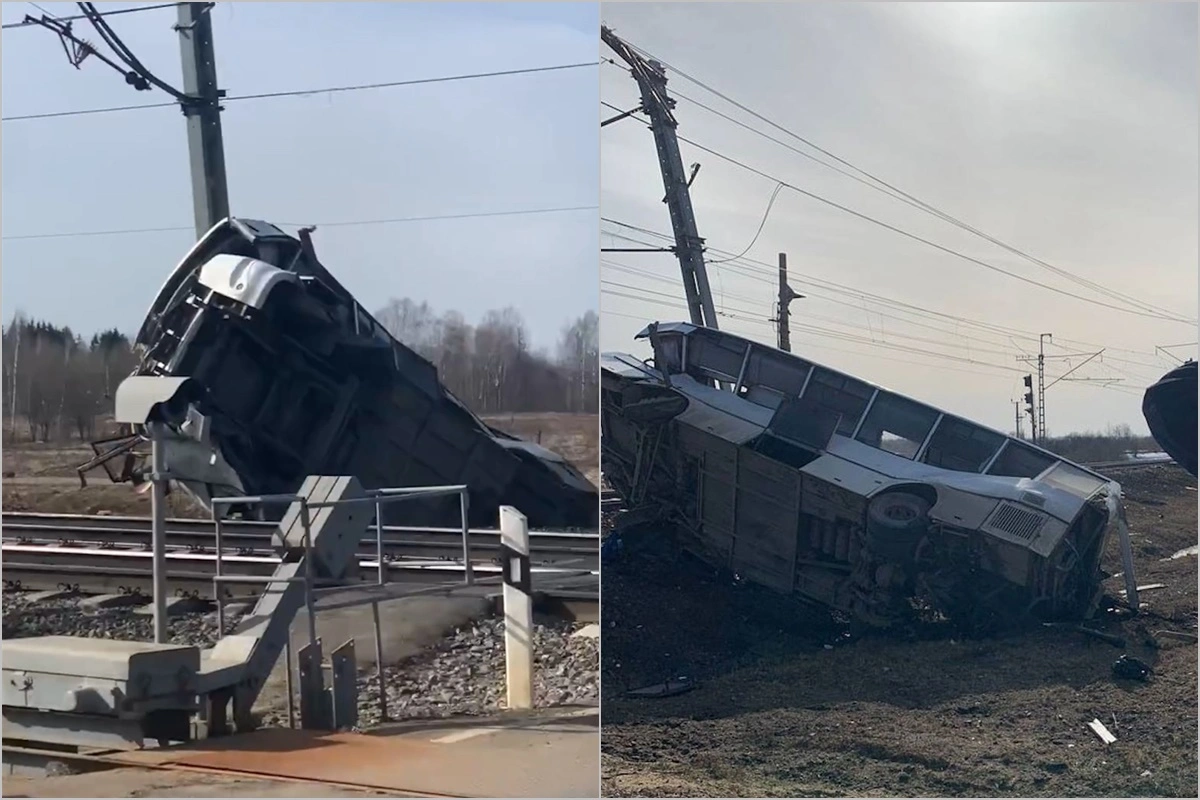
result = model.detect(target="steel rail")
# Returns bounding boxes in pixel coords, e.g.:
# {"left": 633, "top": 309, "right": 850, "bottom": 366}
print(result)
{"left": 0, "top": 544, "right": 597, "bottom": 598}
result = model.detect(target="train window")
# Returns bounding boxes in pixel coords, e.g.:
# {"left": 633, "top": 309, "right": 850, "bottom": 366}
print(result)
{"left": 1038, "top": 461, "right": 1107, "bottom": 496}
{"left": 654, "top": 333, "right": 684, "bottom": 373}
{"left": 986, "top": 441, "right": 1057, "bottom": 479}
{"left": 921, "top": 416, "right": 1005, "bottom": 473}
{"left": 742, "top": 346, "right": 811, "bottom": 397}
{"left": 803, "top": 368, "right": 874, "bottom": 436}
{"left": 687, "top": 329, "right": 746, "bottom": 382}
{"left": 855, "top": 392, "right": 939, "bottom": 459}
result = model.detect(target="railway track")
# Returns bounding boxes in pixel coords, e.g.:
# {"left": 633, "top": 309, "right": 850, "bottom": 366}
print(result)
{"left": 0, "top": 512, "right": 598, "bottom": 600}
{"left": 0, "top": 544, "right": 596, "bottom": 599}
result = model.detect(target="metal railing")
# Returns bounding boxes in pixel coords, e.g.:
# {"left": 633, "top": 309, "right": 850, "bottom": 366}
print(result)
{"left": 208, "top": 483, "right": 475, "bottom": 728}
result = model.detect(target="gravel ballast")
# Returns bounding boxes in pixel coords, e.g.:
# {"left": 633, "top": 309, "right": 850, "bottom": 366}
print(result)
{"left": 2, "top": 591, "right": 598, "bottom": 727}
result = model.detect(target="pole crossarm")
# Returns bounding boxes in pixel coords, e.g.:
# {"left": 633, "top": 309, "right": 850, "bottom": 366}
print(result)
{"left": 602, "top": 26, "right": 719, "bottom": 331}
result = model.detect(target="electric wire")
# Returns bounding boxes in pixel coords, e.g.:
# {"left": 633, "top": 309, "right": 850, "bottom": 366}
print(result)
{"left": 3, "top": 2, "right": 183, "bottom": 28}
{"left": 603, "top": 217, "right": 1188, "bottom": 370}
{"left": 608, "top": 37, "right": 1192, "bottom": 323}
{"left": 4, "top": 61, "right": 599, "bottom": 121}
{"left": 3, "top": 204, "right": 598, "bottom": 241}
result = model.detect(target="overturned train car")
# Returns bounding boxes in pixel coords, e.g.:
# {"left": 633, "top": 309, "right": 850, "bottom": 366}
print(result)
{"left": 602, "top": 322, "right": 1125, "bottom": 632}
{"left": 1142, "top": 360, "right": 1197, "bottom": 478}
{"left": 85, "top": 217, "right": 597, "bottom": 528}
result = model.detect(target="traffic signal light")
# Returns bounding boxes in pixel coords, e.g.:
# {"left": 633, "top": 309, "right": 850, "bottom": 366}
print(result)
{"left": 1022, "top": 374, "right": 1036, "bottom": 439}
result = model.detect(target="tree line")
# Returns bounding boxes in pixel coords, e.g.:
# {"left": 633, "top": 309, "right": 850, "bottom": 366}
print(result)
{"left": 1041, "top": 425, "right": 1161, "bottom": 465}
{"left": 374, "top": 298, "right": 598, "bottom": 416}
{"left": 1, "top": 301, "right": 598, "bottom": 444}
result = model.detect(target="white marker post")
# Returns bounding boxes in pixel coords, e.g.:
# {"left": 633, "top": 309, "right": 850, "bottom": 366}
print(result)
{"left": 500, "top": 505, "right": 533, "bottom": 710}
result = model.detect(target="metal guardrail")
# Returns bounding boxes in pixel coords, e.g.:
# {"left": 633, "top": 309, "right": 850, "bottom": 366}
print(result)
{"left": 0, "top": 513, "right": 596, "bottom": 564}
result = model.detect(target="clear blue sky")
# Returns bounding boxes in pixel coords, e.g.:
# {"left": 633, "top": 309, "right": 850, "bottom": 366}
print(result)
{"left": 1, "top": 1, "right": 599, "bottom": 350}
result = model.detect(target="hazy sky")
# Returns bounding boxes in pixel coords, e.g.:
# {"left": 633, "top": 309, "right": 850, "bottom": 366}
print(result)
{"left": 601, "top": 1, "right": 1197, "bottom": 436}
{"left": 1, "top": 1, "right": 598, "bottom": 351}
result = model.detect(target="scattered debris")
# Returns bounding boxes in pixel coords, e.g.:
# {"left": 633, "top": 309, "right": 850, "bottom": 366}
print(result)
{"left": 601, "top": 532, "right": 624, "bottom": 564}
{"left": 1164, "top": 545, "right": 1198, "bottom": 561}
{"left": 1120, "top": 583, "right": 1167, "bottom": 594}
{"left": 627, "top": 675, "right": 696, "bottom": 699}
{"left": 1088, "top": 718, "right": 1118, "bottom": 745}
{"left": 1112, "top": 654, "right": 1153, "bottom": 682}
{"left": 1077, "top": 626, "right": 1126, "bottom": 648}
{"left": 1154, "top": 630, "right": 1197, "bottom": 643}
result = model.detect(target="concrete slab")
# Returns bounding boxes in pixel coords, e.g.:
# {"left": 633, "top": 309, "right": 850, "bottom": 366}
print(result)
{"left": 133, "top": 596, "right": 212, "bottom": 617}
{"left": 572, "top": 623, "right": 600, "bottom": 639}
{"left": 21, "top": 590, "right": 79, "bottom": 604}
{"left": 77, "top": 594, "right": 142, "bottom": 610}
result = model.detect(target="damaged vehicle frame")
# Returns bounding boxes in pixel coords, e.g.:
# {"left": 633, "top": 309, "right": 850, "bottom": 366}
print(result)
{"left": 602, "top": 322, "right": 1133, "bottom": 632}
{"left": 82, "top": 217, "right": 597, "bottom": 529}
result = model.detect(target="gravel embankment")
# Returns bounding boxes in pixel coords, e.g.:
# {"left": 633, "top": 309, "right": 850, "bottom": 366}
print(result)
{"left": 2, "top": 592, "right": 599, "bottom": 726}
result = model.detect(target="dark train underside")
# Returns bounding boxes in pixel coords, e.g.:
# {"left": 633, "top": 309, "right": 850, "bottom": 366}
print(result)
{"left": 1143, "top": 361, "right": 1197, "bottom": 478}
{"left": 83, "top": 218, "right": 597, "bottom": 529}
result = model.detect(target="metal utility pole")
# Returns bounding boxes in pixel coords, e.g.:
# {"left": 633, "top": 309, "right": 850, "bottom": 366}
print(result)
{"left": 773, "top": 252, "right": 803, "bottom": 352}
{"left": 1037, "top": 333, "right": 1049, "bottom": 443}
{"left": 602, "top": 26, "right": 719, "bottom": 330}
{"left": 1022, "top": 374, "right": 1036, "bottom": 442}
{"left": 1017, "top": 334, "right": 1051, "bottom": 443}
{"left": 1013, "top": 400, "right": 1023, "bottom": 440}
{"left": 177, "top": 2, "right": 229, "bottom": 239}
{"left": 1018, "top": 337, "right": 1122, "bottom": 445}
{"left": 24, "top": 3, "right": 228, "bottom": 242}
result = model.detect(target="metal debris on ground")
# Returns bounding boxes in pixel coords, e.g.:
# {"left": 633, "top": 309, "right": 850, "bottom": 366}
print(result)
{"left": 1111, "top": 654, "right": 1153, "bottom": 681}
{"left": 601, "top": 533, "right": 623, "bottom": 564}
{"left": 1087, "top": 718, "right": 1118, "bottom": 745}
{"left": 626, "top": 675, "right": 696, "bottom": 699}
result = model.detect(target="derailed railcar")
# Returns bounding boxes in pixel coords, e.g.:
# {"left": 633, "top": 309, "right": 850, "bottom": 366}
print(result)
{"left": 1142, "top": 360, "right": 1197, "bottom": 477}
{"left": 84, "top": 217, "right": 597, "bottom": 528}
{"left": 603, "top": 322, "right": 1125, "bottom": 632}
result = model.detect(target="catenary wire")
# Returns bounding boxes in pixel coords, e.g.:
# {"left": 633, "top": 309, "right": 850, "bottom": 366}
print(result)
{"left": 3, "top": 204, "right": 598, "bottom": 241}
{"left": 607, "top": 37, "right": 1191, "bottom": 322}
{"left": 4, "top": 62, "right": 599, "bottom": 121}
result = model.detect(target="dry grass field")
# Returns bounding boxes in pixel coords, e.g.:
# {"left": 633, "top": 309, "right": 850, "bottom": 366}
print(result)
{"left": 0, "top": 412, "right": 598, "bottom": 518}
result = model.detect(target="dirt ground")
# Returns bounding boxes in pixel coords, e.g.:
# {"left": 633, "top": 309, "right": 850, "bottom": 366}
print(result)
{"left": 600, "top": 464, "right": 1198, "bottom": 798}
{"left": 0, "top": 412, "right": 599, "bottom": 518}
{"left": 2, "top": 767, "right": 385, "bottom": 798}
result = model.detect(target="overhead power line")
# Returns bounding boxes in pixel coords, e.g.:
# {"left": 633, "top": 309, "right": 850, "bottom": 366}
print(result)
{"left": 2, "top": 204, "right": 597, "bottom": 241}
{"left": 609, "top": 36, "right": 1193, "bottom": 324}
{"left": 1, "top": 2, "right": 184, "bottom": 29}
{"left": 3, "top": 61, "right": 599, "bottom": 121}
{"left": 602, "top": 218, "right": 1180, "bottom": 373}
{"left": 604, "top": 112, "right": 1195, "bottom": 325}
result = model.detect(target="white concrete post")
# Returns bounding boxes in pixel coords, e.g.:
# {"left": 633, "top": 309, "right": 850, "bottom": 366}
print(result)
{"left": 149, "top": 434, "right": 169, "bottom": 644}
{"left": 500, "top": 505, "right": 533, "bottom": 710}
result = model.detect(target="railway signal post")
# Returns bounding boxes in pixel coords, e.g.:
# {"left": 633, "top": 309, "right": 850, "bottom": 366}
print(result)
{"left": 500, "top": 506, "right": 534, "bottom": 710}
{"left": 113, "top": 375, "right": 199, "bottom": 644}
